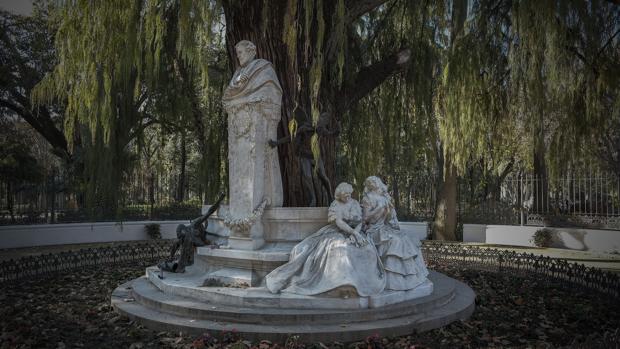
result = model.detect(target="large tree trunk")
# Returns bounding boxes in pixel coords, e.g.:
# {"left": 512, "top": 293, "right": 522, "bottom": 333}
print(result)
{"left": 434, "top": 156, "right": 458, "bottom": 241}
{"left": 533, "top": 116, "right": 548, "bottom": 214}
{"left": 176, "top": 132, "right": 187, "bottom": 202}
{"left": 222, "top": 0, "right": 408, "bottom": 206}
{"left": 432, "top": 0, "right": 467, "bottom": 241}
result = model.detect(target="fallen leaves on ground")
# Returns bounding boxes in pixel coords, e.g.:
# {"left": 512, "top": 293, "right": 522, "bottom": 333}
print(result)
{"left": 0, "top": 261, "right": 618, "bottom": 348}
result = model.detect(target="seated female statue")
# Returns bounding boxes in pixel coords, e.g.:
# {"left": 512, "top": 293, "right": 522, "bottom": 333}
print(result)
{"left": 362, "top": 176, "right": 429, "bottom": 291}
{"left": 265, "top": 182, "right": 385, "bottom": 296}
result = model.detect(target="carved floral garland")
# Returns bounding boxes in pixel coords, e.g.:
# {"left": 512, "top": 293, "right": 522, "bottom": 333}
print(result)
{"left": 223, "top": 198, "right": 269, "bottom": 233}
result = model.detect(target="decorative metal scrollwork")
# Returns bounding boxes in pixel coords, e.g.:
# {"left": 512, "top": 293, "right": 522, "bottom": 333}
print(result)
{"left": 0, "top": 240, "right": 617, "bottom": 299}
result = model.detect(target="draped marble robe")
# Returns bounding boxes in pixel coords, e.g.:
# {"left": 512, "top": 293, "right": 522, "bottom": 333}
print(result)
{"left": 222, "top": 58, "right": 283, "bottom": 248}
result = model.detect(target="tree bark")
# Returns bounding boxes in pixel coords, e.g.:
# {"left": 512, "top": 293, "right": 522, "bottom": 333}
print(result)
{"left": 176, "top": 132, "right": 187, "bottom": 202}
{"left": 533, "top": 111, "right": 548, "bottom": 214}
{"left": 432, "top": 0, "right": 467, "bottom": 241}
{"left": 434, "top": 156, "right": 458, "bottom": 241}
{"left": 0, "top": 99, "right": 70, "bottom": 161}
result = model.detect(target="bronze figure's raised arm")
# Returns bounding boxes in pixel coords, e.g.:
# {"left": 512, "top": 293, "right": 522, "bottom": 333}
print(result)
{"left": 158, "top": 192, "right": 226, "bottom": 273}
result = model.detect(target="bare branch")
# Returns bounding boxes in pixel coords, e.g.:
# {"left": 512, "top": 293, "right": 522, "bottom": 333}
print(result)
{"left": 0, "top": 99, "right": 70, "bottom": 160}
{"left": 337, "top": 48, "right": 411, "bottom": 114}
{"left": 345, "top": 0, "right": 391, "bottom": 23}
{"left": 597, "top": 28, "right": 620, "bottom": 58}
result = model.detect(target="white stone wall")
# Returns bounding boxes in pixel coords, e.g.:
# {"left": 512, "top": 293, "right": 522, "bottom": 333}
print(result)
{"left": 0, "top": 221, "right": 187, "bottom": 249}
{"left": 462, "top": 224, "right": 487, "bottom": 243}
{"left": 482, "top": 225, "right": 620, "bottom": 253}
{"left": 2, "top": 220, "right": 618, "bottom": 253}
{"left": 399, "top": 222, "right": 429, "bottom": 240}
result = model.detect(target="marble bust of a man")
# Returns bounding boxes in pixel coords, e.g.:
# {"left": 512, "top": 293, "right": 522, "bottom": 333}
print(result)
{"left": 222, "top": 40, "right": 283, "bottom": 110}
{"left": 221, "top": 40, "right": 283, "bottom": 248}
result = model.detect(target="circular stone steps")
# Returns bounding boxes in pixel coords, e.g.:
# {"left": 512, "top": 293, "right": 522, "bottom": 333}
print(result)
{"left": 145, "top": 266, "right": 435, "bottom": 310}
{"left": 111, "top": 271, "right": 475, "bottom": 343}
{"left": 129, "top": 272, "right": 454, "bottom": 325}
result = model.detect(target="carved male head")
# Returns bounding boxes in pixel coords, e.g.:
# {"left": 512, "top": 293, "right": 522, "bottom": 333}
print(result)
{"left": 235, "top": 40, "right": 256, "bottom": 67}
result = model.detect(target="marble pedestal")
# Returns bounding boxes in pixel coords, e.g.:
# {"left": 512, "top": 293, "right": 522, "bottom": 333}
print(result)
{"left": 112, "top": 269, "right": 474, "bottom": 343}
{"left": 198, "top": 205, "right": 327, "bottom": 286}
{"left": 112, "top": 205, "right": 476, "bottom": 342}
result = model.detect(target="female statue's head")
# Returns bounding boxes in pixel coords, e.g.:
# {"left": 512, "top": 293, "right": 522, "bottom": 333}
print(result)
{"left": 235, "top": 40, "right": 256, "bottom": 67}
{"left": 364, "top": 176, "right": 387, "bottom": 194}
{"left": 334, "top": 182, "right": 354, "bottom": 203}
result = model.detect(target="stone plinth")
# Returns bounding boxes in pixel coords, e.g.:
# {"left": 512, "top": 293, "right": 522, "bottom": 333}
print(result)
{"left": 196, "top": 245, "right": 291, "bottom": 287}
{"left": 145, "top": 266, "right": 434, "bottom": 309}
{"left": 112, "top": 205, "right": 476, "bottom": 342}
{"left": 223, "top": 45, "right": 283, "bottom": 248}
{"left": 112, "top": 270, "right": 474, "bottom": 343}
{"left": 198, "top": 206, "right": 328, "bottom": 286}
{"left": 202, "top": 205, "right": 328, "bottom": 242}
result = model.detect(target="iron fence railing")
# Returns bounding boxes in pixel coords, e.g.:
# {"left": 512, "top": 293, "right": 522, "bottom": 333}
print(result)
{"left": 403, "top": 172, "right": 620, "bottom": 229}
{"left": 4, "top": 170, "right": 619, "bottom": 229}
{"left": 0, "top": 241, "right": 172, "bottom": 282}
{"left": 0, "top": 170, "right": 204, "bottom": 225}
{"left": 1, "top": 240, "right": 618, "bottom": 299}
{"left": 423, "top": 241, "right": 620, "bottom": 298}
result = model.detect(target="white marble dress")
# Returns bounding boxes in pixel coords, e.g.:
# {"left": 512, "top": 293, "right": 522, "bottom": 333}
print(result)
{"left": 265, "top": 199, "right": 385, "bottom": 296}
{"left": 362, "top": 192, "right": 429, "bottom": 291}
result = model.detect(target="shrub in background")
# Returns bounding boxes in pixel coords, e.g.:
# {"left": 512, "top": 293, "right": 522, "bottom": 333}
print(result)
{"left": 531, "top": 228, "right": 553, "bottom": 247}
{"left": 145, "top": 223, "right": 161, "bottom": 240}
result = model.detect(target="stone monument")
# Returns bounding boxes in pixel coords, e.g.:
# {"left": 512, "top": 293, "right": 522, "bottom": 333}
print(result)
{"left": 112, "top": 41, "right": 475, "bottom": 343}
{"left": 222, "top": 40, "right": 283, "bottom": 251}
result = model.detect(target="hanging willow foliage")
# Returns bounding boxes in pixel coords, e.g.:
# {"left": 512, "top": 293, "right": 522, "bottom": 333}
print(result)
{"left": 309, "top": 0, "right": 324, "bottom": 125}
{"left": 439, "top": 3, "right": 511, "bottom": 173}
{"left": 282, "top": 0, "right": 298, "bottom": 64}
{"left": 339, "top": 2, "right": 433, "bottom": 193}
{"left": 332, "top": 0, "right": 346, "bottom": 86}
{"left": 28, "top": 0, "right": 615, "bottom": 213}
{"left": 31, "top": 0, "right": 220, "bottom": 213}
{"left": 340, "top": 0, "right": 618, "bottom": 210}
{"left": 32, "top": 0, "right": 138, "bottom": 146}
{"left": 33, "top": 0, "right": 217, "bottom": 144}
{"left": 426, "top": 0, "right": 617, "bottom": 176}
{"left": 509, "top": 0, "right": 619, "bottom": 175}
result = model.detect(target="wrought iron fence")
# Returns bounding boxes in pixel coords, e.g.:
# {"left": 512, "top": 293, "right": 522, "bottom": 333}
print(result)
{"left": 4, "top": 170, "right": 620, "bottom": 230}
{"left": 423, "top": 241, "right": 620, "bottom": 298}
{"left": 401, "top": 174, "right": 437, "bottom": 222}
{"left": 0, "top": 241, "right": 172, "bottom": 282}
{"left": 1, "top": 240, "right": 618, "bottom": 299}
{"left": 514, "top": 173, "right": 620, "bottom": 229}
{"left": 0, "top": 172, "right": 203, "bottom": 225}
{"left": 403, "top": 171, "right": 620, "bottom": 229}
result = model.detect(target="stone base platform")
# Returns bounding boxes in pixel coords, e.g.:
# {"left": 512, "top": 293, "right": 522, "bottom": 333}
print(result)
{"left": 144, "top": 266, "right": 434, "bottom": 309}
{"left": 195, "top": 244, "right": 293, "bottom": 287}
{"left": 111, "top": 270, "right": 475, "bottom": 343}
